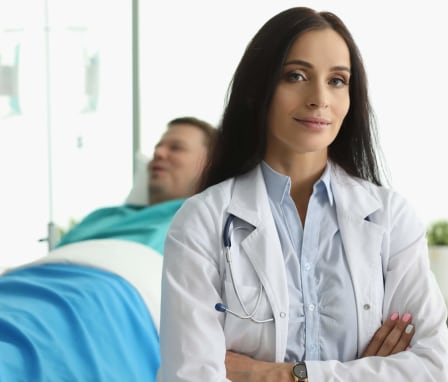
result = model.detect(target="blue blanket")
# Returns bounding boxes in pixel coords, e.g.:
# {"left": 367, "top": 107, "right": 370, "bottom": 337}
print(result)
{"left": 0, "top": 264, "right": 160, "bottom": 382}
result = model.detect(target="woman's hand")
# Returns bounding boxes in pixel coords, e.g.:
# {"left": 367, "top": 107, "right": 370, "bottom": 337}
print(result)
{"left": 225, "top": 351, "right": 294, "bottom": 382}
{"left": 361, "top": 312, "right": 415, "bottom": 357}
{"left": 225, "top": 312, "right": 415, "bottom": 380}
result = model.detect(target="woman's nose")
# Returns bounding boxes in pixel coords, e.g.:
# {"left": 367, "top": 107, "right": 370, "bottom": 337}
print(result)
{"left": 306, "top": 84, "right": 328, "bottom": 109}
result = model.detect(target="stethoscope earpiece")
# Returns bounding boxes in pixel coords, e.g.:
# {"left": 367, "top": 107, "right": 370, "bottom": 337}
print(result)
{"left": 215, "top": 303, "right": 227, "bottom": 313}
{"left": 215, "top": 301, "right": 274, "bottom": 323}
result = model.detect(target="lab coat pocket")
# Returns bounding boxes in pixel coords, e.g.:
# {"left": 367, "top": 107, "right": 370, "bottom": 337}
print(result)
{"left": 222, "top": 280, "right": 274, "bottom": 357}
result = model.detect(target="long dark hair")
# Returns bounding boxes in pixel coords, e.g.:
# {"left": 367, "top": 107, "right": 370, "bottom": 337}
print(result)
{"left": 201, "top": 7, "right": 385, "bottom": 190}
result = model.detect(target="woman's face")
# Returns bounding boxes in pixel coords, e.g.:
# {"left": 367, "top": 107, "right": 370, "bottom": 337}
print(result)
{"left": 265, "top": 28, "right": 351, "bottom": 166}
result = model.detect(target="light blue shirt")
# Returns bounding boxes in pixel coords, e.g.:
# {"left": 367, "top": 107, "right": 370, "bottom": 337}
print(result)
{"left": 261, "top": 161, "right": 358, "bottom": 362}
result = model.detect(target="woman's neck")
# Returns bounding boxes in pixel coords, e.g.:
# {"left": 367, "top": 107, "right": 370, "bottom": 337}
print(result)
{"left": 264, "top": 152, "right": 328, "bottom": 225}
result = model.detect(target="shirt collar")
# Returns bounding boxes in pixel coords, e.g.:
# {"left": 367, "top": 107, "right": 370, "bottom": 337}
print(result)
{"left": 319, "top": 162, "right": 334, "bottom": 205}
{"left": 261, "top": 161, "right": 291, "bottom": 204}
{"left": 261, "top": 160, "right": 334, "bottom": 205}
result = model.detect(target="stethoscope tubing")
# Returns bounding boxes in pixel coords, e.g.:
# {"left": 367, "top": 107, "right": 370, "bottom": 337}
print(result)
{"left": 215, "top": 214, "right": 274, "bottom": 324}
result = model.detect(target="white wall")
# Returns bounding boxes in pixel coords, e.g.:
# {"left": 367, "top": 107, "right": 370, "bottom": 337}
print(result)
{"left": 0, "top": 0, "right": 133, "bottom": 267}
{"left": 139, "top": 0, "right": 448, "bottom": 227}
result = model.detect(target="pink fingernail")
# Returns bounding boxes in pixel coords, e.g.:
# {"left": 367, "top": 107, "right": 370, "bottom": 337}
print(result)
{"left": 390, "top": 312, "right": 399, "bottom": 321}
{"left": 402, "top": 313, "right": 411, "bottom": 323}
{"left": 406, "top": 346, "right": 411, "bottom": 351}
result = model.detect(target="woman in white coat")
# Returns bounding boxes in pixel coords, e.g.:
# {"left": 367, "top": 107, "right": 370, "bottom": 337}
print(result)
{"left": 160, "top": 7, "right": 448, "bottom": 381}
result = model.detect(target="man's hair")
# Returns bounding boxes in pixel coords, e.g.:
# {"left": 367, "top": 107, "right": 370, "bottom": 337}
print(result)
{"left": 167, "top": 116, "right": 217, "bottom": 151}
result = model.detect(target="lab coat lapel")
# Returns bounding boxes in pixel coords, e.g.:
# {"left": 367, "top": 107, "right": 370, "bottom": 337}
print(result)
{"left": 331, "top": 166, "right": 386, "bottom": 354}
{"left": 227, "top": 165, "right": 289, "bottom": 360}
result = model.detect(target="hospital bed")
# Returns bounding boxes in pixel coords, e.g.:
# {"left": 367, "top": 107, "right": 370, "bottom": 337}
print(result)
{"left": 0, "top": 154, "right": 165, "bottom": 382}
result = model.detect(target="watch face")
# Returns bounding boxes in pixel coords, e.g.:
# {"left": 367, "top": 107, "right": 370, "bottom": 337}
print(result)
{"left": 293, "top": 363, "right": 307, "bottom": 378}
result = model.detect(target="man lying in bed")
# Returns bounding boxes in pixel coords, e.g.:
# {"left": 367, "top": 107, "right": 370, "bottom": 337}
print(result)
{"left": 0, "top": 117, "right": 216, "bottom": 382}
{"left": 56, "top": 116, "right": 217, "bottom": 254}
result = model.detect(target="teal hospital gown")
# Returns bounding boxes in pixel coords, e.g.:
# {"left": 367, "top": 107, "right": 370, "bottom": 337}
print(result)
{"left": 56, "top": 198, "right": 185, "bottom": 254}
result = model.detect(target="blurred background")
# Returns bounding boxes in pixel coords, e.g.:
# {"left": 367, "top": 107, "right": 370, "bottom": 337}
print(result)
{"left": 1, "top": 0, "right": 447, "bottom": 267}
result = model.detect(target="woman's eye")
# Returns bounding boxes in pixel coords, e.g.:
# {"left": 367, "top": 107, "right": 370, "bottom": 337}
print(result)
{"left": 286, "top": 72, "right": 306, "bottom": 82}
{"left": 329, "top": 77, "right": 348, "bottom": 87}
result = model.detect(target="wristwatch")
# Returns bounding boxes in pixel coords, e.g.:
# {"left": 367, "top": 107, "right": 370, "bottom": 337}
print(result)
{"left": 292, "top": 361, "right": 308, "bottom": 382}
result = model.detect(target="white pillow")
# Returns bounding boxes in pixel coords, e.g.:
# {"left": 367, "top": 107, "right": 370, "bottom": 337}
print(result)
{"left": 124, "top": 152, "right": 151, "bottom": 205}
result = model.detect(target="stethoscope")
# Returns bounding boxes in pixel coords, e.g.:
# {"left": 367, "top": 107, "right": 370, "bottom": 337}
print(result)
{"left": 214, "top": 214, "right": 274, "bottom": 324}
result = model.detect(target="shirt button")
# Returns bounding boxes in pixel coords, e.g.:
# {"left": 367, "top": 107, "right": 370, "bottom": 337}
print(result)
{"left": 304, "top": 263, "right": 311, "bottom": 271}
{"left": 309, "top": 304, "right": 315, "bottom": 311}
{"left": 363, "top": 304, "right": 371, "bottom": 310}
{"left": 280, "top": 312, "right": 286, "bottom": 318}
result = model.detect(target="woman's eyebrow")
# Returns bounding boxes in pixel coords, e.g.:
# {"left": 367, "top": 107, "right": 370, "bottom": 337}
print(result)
{"left": 284, "top": 59, "right": 351, "bottom": 74}
{"left": 284, "top": 59, "right": 313, "bottom": 68}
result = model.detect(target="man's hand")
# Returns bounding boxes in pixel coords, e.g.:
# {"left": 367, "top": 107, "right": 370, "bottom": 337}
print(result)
{"left": 361, "top": 312, "right": 415, "bottom": 357}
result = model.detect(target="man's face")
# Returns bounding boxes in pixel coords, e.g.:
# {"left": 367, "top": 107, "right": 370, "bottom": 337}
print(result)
{"left": 148, "top": 124, "right": 208, "bottom": 204}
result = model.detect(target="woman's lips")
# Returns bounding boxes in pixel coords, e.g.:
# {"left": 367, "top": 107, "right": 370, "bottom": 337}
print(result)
{"left": 295, "top": 117, "right": 331, "bottom": 131}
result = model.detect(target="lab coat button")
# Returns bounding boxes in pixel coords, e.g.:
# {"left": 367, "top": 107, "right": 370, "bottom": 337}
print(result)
{"left": 363, "top": 304, "right": 371, "bottom": 310}
{"left": 309, "top": 304, "right": 315, "bottom": 311}
{"left": 280, "top": 312, "right": 286, "bottom": 318}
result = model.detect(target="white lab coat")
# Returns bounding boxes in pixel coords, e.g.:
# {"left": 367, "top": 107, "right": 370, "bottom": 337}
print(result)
{"left": 160, "top": 164, "right": 448, "bottom": 381}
